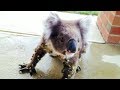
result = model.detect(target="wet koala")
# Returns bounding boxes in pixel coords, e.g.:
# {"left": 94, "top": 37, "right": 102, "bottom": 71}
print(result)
{"left": 19, "top": 12, "right": 90, "bottom": 79}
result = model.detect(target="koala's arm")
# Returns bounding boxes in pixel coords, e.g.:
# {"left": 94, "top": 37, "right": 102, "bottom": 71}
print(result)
{"left": 25, "top": 12, "right": 60, "bottom": 68}
{"left": 27, "top": 41, "right": 47, "bottom": 68}
{"left": 19, "top": 35, "right": 47, "bottom": 75}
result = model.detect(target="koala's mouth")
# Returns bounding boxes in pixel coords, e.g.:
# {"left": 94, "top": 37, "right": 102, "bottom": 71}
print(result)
{"left": 64, "top": 50, "right": 75, "bottom": 59}
{"left": 67, "top": 50, "right": 75, "bottom": 53}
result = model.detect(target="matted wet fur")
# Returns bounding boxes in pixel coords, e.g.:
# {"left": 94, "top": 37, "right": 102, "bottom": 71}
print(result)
{"left": 19, "top": 12, "right": 91, "bottom": 79}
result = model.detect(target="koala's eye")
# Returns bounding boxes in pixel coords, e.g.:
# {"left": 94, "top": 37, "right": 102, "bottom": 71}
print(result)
{"left": 51, "top": 30, "right": 58, "bottom": 37}
{"left": 61, "top": 37, "right": 64, "bottom": 42}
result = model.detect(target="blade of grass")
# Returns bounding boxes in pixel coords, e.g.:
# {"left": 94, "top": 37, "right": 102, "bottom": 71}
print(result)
{"left": 62, "top": 11, "right": 99, "bottom": 16}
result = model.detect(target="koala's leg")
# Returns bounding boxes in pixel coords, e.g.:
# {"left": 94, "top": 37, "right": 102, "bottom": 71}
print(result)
{"left": 19, "top": 43, "right": 47, "bottom": 76}
{"left": 61, "top": 56, "right": 80, "bottom": 79}
{"left": 61, "top": 61, "right": 73, "bottom": 79}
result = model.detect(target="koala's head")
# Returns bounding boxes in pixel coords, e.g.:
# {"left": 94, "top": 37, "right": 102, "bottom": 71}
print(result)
{"left": 44, "top": 12, "right": 90, "bottom": 58}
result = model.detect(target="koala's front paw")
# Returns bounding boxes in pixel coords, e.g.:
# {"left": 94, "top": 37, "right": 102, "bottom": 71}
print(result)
{"left": 19, "top": 63, "right": 36, "bottom": 76}
{"left": 61, "top": 62, "right": 73, "bottom": 79}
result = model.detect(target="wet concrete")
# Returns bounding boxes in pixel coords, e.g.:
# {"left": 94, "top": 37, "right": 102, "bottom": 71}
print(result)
{"left": 0, "top": 31, "right": 120, "bottom": 79}
{"left": 0, "top": 32, "right": 63, "bottom": 79}
{"left": 75, "top": 43, "right": 120, "bottom": 79}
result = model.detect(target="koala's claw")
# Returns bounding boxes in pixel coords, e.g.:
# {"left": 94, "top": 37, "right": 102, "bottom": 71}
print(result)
{"left": 19, "top": 64, "right": 36, "bottom": 76}
{"left": 76, "top": 66, "right": 81, "bottom": 73}
{"left": 19, "top": 63, "right": 27, "bottom": 69}
{"left": 61, "top": 76, "right": 68, "bottom": 79}
{"left": 19, "top": 67, "right": 30, "bottom": 74}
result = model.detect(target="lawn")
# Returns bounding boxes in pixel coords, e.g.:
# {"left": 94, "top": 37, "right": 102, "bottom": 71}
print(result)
{"left": 64, "top": 11, "right": 99, "bottom": 16}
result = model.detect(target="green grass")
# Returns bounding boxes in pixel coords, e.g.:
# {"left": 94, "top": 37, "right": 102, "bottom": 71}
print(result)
{"left": 63, "top": 11, "right": 99, "bottom": 16}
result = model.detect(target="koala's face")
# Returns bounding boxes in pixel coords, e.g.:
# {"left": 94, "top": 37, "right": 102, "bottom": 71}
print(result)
{"left": 50, "top": 20, "right": 81, "bottom": 58}
{"left": 44, "top": 12, "right": 90, "bottom": 58}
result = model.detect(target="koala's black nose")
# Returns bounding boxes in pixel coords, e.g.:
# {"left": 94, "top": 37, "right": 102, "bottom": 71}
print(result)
{"left": 67, "top": 39, "right": 77, "bottom": 53}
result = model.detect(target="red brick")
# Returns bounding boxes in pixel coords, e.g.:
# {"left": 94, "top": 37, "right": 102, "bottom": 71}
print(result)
{"left": 110, "top": 26, "right": 120, "bottom": 35}
{"left": 108, "top": 35, "right": 120, "bottom": 43}
{"left": 99, "top": 12, "right": 112, "bottom": 32}
{"left": 106, "top": 21, "right": 111, "bottom": 32}
{"left": 107, "top": 12, "right": 115, "bottom": 25}
{"left": 97, "top": 11, "right": 120, "bottom": 44}
{"left": 102, "top": 11, "right": 115, "bottom": 25}
{"left": 112, "top": 16, "right": 120, "bottom": 26}
{"left": 104, "top": 11, "right": 110, "bottom": 18}
{"left": 97, "top": 17, "right": 109, "bottom": 42}
{"left": 116, "top": 11, "right": 120, "bottom": 15}
{"left": 99, "top": 12, "right": 109, "bottom": 28}
{"left": 102, "top": 23, "right": 109, "bottom": 41}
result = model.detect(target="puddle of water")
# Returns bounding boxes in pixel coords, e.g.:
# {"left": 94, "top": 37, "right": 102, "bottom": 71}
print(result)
{"left": 75, "top": 43, "right": 120, "bottom": 79}
{"left": 102, "top": 55, "right": 120, "bottom": 67}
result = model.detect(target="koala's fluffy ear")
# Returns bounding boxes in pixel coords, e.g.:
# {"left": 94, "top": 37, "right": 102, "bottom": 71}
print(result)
{"left": 42, "top": 12, "right": 60, "bottom": 43}
{"left": 77, "top": 15, "right": 92, "bottom": 45}
{"left": 44, "top": 12, "right": 60, "bottom": 29}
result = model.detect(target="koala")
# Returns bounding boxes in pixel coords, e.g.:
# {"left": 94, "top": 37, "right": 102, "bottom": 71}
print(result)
{"left": 19, "top": 12, "right": 91, "bottom": 79}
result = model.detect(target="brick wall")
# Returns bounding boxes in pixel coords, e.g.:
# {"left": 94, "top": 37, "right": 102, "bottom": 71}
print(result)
{"left": 97, "top": 11, "right": 120, "bottom": 44}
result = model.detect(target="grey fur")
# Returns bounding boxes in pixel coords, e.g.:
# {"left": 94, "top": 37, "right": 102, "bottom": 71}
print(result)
{"left": 19, "top": 13, "right": 90, "bottom": 79}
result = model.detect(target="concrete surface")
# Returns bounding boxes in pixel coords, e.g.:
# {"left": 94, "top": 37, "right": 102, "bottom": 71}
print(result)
{"left": 0, "top": 11, "right": 120, "bottom": 79}
{"left": 0, "top": 32, "right": 63, "bottom": 79}
{"left": 0, "top": 11, "right": 105, "bottom": 43}
{"left": 0, "top": 11, "right": 85, "bottom": 36}
{"left": 76, "top": 43, "right": 120, "bottom": 79}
